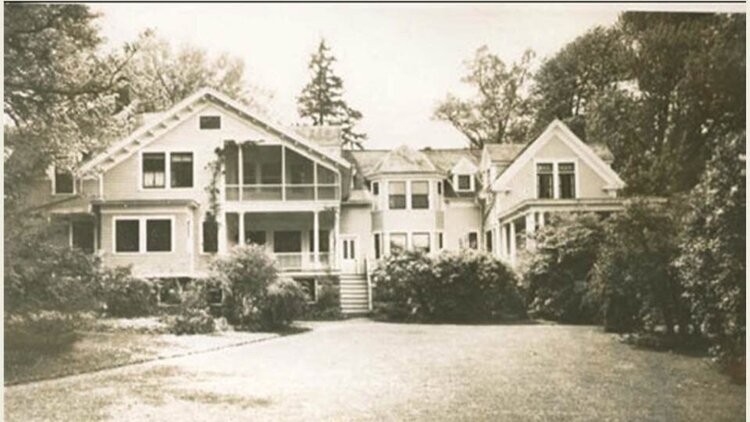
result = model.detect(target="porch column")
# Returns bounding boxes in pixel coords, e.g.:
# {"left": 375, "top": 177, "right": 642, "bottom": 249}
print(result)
{"left": 334, "top": 207, "right": 341, "bottom": 271}
{"left": 500, "top": 224, "right": 507, "bottom": 258}
{"left": 313, "top": 209, "right": 320, "bottom": 266}
{"left": 525, "top": 212, "right": 536, "bottom": 251}
{"left": 539, "top": 211, "right": 546, "bottom": 228}
{"left": 218, "top": 213, "right": 228, "bottom": 253}
{"left": 238, "top": 142, "right": 244, "bottom": 201}
{"left": 509, "top": 221, "right": 517, "bottom": 264}
{"left": 239, "top": 212, "right": 245, "bottom": 245}
{"left": 281, "top": 146, "right": 286, "bottom": 201}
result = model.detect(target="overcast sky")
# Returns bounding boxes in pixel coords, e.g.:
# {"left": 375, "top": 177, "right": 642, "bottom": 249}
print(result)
{"left": 92, "top": 3, "right": 743, "bottom": 150}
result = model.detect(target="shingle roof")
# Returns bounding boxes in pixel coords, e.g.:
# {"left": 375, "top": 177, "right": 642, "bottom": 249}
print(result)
{"left": 485, "top": 143, "right": 527, "bottom": 162}
{"left": 370, "top": 146, "right": 437, "bottom": 174}
{"left": 346, "top": 147, "right": 480, "bottom": 178}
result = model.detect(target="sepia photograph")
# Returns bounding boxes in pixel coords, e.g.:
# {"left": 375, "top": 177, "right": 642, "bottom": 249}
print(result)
{"left": 3, "top": 2, "right": 746, "bottom": 420}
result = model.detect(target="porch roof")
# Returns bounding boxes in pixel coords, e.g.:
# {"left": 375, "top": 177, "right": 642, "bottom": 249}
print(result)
{"left": 91, "top": 199, "right": 199, "bottom": 209}
{"left": 497, "top": 197, "right": 625, "bottom": 222}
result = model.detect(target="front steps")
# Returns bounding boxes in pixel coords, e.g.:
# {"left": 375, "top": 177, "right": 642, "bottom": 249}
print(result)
{"left": 339, "top": 274, "right": 370, "bottom": 315}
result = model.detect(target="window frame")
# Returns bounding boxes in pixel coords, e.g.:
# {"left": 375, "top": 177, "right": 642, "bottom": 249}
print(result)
{"left": 412, "top": 232, "right": 431, "bottom": 254}
{"left": 201, "top": 217, "right": 219, "bottom": 254}
{"left": 467, "top": 231, "right": 479, "bottom": 250}
{"left": 52, "top": 167, "right": 76, "bottom": 195}
{"left": 113, "top": 215, "right": 175, "bottom": 255}
{"left": 199, "top": 115, "right": 222, "bottom": 130}
{"left": 169, "top": 152, "right": 194, "bottom": 188}
{"left": 69, "top": 220, "right": 96, "bottom": 254}
{"left": 558, "top": 161, "right": 577, "bottom": 199}
{"left": 454, "top": 174, "right": 474, "bottom": 192}
{"left": 410, "top": 180, "right": 430, "bottom": 210}
{"left": 388, "top": 232, "right": 408, "bottom": 255}
{"left": 533, "top": 159, "right": 579, "bottom": 200}
{"left": 388, "top": 181, "right": 407, "bottom": 210}
{"left": 139, "top": 150, "right": 195, "bottom": 191}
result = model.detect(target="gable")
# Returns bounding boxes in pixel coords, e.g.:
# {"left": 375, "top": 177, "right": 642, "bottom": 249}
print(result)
{"left": 451, "top": 156, "right": 478, "bottom": 175}
{"left": 371, "top": 145, "right": 437, "bottom": 174}
{"left": 492, "top": 120, "right": 625, "bottom": 192}
{"left": 78, "top": 88, "right": 349, "bottom": 178}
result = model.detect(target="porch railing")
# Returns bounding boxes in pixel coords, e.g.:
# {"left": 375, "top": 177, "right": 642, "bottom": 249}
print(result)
{"left": 225, "top": 184, "right": 339, "bottom": 201}
{"left": 274, "top": 252, "right": 332, "bottom": 271}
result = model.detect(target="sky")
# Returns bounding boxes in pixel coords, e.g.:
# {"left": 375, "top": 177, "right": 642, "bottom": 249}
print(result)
{"left": 92, "top": 3, "right": 744, "bottom": 150}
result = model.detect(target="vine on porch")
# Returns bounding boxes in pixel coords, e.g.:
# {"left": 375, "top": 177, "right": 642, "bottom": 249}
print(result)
{"left": 205, "top": 146, "right": 225, "bottom": 223}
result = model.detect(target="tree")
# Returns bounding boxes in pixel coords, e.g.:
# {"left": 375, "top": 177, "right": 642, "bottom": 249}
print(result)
{"left": 120, "top": 31, "right": 271, "bottom": 114}
{"left": 530, "top": 26, "right": 631, "bottom": 139}
{"left": 297, "top": 39, "right": 366, "bottom": 150}
{"left": 675, "top": 130, "right": 745, "bottom": 375}
{"left": 434, "top": 46, "right": 535, "bottom": 149}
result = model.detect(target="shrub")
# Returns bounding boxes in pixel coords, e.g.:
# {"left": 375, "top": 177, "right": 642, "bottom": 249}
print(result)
{"left": 166, "top": 308, "right": 216, "bottom": 335}
{"left": 5, "top": 311, "right": 81, "bottom": 351}
{"left": 102, "top": 268, "right": 158, "bottom": 318}
{"left": 372, "top": 250, "right": 524, "bottom": 323}
{"left": 522, "top": 213, "right": 604, "bottom": 323}
{"left": 210, "top": 245, "right": 278, "bottom": 326}
{"left": 259, "top": 278, "right": 308, "bottom": 329}
{"left": 675, "top": 131, "right": 745, "bottom": 377}
{"left": 589, "top": 199, "right": 689, "bottom": 334}
{"left": 303, "top": 276, "right": 344, "bottom": 320}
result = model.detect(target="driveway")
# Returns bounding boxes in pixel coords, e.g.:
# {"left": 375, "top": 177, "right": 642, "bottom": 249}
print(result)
{"left": 5, "top": 320, "right": 745, "bottom": 421}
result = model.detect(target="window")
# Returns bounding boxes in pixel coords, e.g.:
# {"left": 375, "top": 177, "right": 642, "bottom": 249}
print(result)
{"left": 142, "top": 153, "right": 166, "bottom": 188}
{"left": 374, "top": 233, "right": 381, "bottom": 259}
{"left": 342, "top": 239, "right": 355, "bottom": 259}
{"left": 372, "top": 182, "right": 379, "bottom": 195}
{"left": 411, "top": 181, "right": 429, "bottom": 209}
{"left": 389, "top": 181, "right": 406, "bottom": 209}
{"left": 146, "top": 219, "right": 172, "bottom": 252}
{"left": 274, "top": 231, "right": 301, "bottom": 253}
{"left": 199, "top": 115, "right": 221, "bottom": 129}
{"left": 389, "top": 233, "right": 407, "bottom": 254}
{"left": 468, "top": 232, "right": 478, "bottom": 249}
{"left": 437, "top": 181, "right": 443, "bottom": 195}
{"left": 54, "top": 168, "right": 74, "bottom": 194}
{"left": 246, "top": 230, "right": 266, "bottom": 245}
{"left": 485, "top": 230, "right": 493, "bottom": 252}
{"left": 115, "top": 219, "right": 140, "bottom": 252}
{"left": 457, "top": 174, "right": 472, "bottom": 191}
{"left": 71, "top": 221, "right": 95, "bottom": 254}
{"left": 536, "top": 163, "right": 554, "bottom": 199}
{"left": 559, "top": 162, "right": 576, "bottom": 199}
{"left": 308, "top": 230, "right": 330, "bottom": 252}
{"left": 412, "top": 233, "right": 430, "bottom": 253}
{"left": 202, "top": 218, "right": 218, "bottom": 253}
{"left": 170, "top": 153, "right": 193, "bottom": 188}
{"left": 225, "top": 213, "right": 239, "bottom": 247}
{"left": 438, "top": 232, "right": 444, "bottom": 250}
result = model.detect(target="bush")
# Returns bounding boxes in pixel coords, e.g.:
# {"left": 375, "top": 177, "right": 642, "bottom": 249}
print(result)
{"left": 5, "top": 311, "right": 81, "bottom": 351}
{"left": 166, "top": 308, "right": 216, "bottom": 335}
{"left": 372, "top": 250, "right": 524, "bottom": 323}
{"left": 589, "top": 199, "right": 689, "bottom": 334}
{"left": 259, "top": 278, "right": 308, "bottom": 329}
{"left": 303, "top": 276, "right": 344, "bottom": 320}
{"left": 210, "top": 245, "right": 278, "bottom": 326}
{"left": 675, "top": 131, "right": 745, "bottom": 377}
{"left": 522, "top": 213, "right": 604, "bottom": 323}
{"left": 102, "top": 268, "right": 158, "bottom": 318}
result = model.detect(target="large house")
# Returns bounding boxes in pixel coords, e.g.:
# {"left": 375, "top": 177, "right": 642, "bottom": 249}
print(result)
{"left": 29, "top": 88, "right": 626, "bottom": 314}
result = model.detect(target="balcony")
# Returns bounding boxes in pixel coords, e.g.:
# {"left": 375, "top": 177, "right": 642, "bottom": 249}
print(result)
{"left": 223, "top": 142, "right": 340, "bottom": 202}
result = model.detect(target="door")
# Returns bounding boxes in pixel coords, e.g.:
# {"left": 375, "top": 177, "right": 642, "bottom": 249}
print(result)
{"left": 341, "top": 235, "right": 358, "bottom": 274}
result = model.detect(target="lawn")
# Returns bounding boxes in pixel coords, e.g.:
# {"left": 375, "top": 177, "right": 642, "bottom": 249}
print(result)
{"left": 5, "top": 318, "right": 278, "bottom": 385}
{"left": 4, "top": 320, "right": 744, "bottom": 421}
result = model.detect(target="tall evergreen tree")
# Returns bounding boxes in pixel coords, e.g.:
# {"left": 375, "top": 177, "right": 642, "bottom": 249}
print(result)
{"left": 297, "top": 39, "right": 366, "bottom": 150}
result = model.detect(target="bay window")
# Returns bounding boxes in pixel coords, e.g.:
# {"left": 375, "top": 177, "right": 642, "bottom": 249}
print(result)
{"left": 411, "top": 181, "right": 429, "bottom": 209}
{"left": 389, "top": 181, "right": 406, "bottom": 209}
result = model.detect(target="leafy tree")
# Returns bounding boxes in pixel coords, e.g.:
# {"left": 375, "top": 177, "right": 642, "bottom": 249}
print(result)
{"left": 297, "top": 39, "right": 366, "bottom": 150}
{"left": 531, "top": 26, "right": 631, "bottom": 139}
{"left": 675, "top": 131, "right": 745, "bottom": 373}
{"left": 434, "top": 46, "right": 535, "bottom": 149}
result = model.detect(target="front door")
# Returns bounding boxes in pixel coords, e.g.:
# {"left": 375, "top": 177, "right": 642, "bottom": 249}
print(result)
{"left": 341, "top": 235, "right": 357, "bottom": 274}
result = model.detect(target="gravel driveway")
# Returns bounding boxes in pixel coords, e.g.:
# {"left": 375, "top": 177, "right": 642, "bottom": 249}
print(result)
{"left": 5, "top": 319, "right": 745, "bottom": 421}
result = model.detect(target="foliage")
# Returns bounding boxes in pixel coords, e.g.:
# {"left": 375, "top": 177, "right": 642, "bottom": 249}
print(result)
{"left": 165, "top": 308, "right": 216, "bottom": 335}
{"left": 522, "top": 213, "right": 605, "bottom": 323}
{"left": 4, "top": 220, "right": 106, "bottom": 314}
{"left": 5, "top": 311, "right": 81, "bottom": 351}
{"left": 372, "top": 250, "right": 525, "bottom": 323}
{"left": 259, "top": 278, "right": 308, "bottom": 330}
{"left": 530, "top": 26, "right": 631, "bottom": 139}
{"left": 675, "top": 131, "right": 745, "bottom": 372}
{"left": 434, "top": 46, "right": 535, "bottom": 148}
{"left": 204, "top": 146, "right": 225, "bottom": 223}
{"left": 297, "top": 39, "right": 367, "bottom": 150}
{"left": 303, "top": 276, "right": 344, "bottom": 320}
{"left": 102, "top": 268, "right": 158, "bottom": 318}
{"left": 589, "top": 200, "right": 688, "bottom": 334}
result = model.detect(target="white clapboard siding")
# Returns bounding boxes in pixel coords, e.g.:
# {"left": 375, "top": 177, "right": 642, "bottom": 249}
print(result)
{"left": 340, "top": 274, "right": 370, "bottom": 314}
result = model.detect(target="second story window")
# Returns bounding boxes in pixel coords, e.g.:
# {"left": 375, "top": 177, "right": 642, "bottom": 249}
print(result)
{"left": 456, "top": 174, "right": 472, "bottom": 191}
{"left": 170, "top": 153, "right": 193, "bottom": 188}
{"left": 389, "top": 181, "right": 406, "bottom": 209}
{"left": 537, "top": 163, "right": 554, "bottom": 199}
{"left": 199, "top": 115, "right": 221, "bottom": 130}
{"left": 372, "top": 181, "right": 379, "bottom": 195}
{"left": 54, "top": 168, "right": 74, "bottom": 194}
{"left": 411, "top": 181, "right": 429, "bottom": 209}
{"left": 559, "top": 162, "right": 576, "bottom": 199}
{"left": 143, "top": 153, "right": 166, "bottom": 189}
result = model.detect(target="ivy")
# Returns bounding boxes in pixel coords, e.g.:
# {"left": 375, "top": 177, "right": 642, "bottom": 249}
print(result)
{"left": 204, "top": 146, "right": 224, "bottom": 223}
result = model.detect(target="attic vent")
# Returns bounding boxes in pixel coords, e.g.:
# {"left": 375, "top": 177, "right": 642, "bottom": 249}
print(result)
{"left": 199, "top": 115, "right": 221, "bottom": 130}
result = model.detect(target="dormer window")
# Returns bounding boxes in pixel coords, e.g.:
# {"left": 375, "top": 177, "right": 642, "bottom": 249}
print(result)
{"left": 53, "top": 168, "right": 75, "bottom": 195}
{"left": 199, "top": 115, "right": 221, "bottom": 130}
{"left": 455, "top": 174, "right": 473, "bottom": 192}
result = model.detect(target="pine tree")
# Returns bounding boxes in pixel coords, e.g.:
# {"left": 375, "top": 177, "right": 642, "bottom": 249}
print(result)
{"left": 297, "top": 39, "right": 366, "bottom": 150}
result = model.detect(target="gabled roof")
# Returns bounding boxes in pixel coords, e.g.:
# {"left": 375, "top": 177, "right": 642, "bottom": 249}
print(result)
{"left": 370, "top": 145, "right": 437, "bottom": 174}
{"left": 485, "top": 143, "right": 527, "bottom": 163}
{"left": 78, "top": 88, "right": 350, "bottom": 177}
{"left": 450, "top": 156, "right": 478, "bottom": 175}
{"left": 346, "top": 147, "right": 479, "bottom": 178}
{"left": 492, "top": 119, "right": 625, "bottom": 191}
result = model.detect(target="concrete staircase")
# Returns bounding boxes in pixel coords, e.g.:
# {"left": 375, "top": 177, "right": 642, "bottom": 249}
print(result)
{"left": 340, "top": 274, "right": 370, "bottom": 315}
